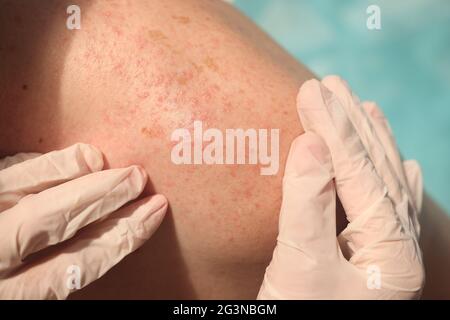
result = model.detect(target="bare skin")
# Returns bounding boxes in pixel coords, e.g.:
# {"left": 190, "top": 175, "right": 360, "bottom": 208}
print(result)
{"left": 0, "top": 0, "right": 448, "bottom": 299}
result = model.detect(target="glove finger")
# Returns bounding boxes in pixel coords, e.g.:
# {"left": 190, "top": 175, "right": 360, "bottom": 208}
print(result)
{"left": 298, "top": 79, "right": 390, "bottom": 220}
{"left": 0, "top": 165, "right": 147, "bottom": 275}
{"left": 297, "top": 79, "right": 407, "bottom": 258}
{"left": 361, "top": 102, "right": 407, "bottom": 187}
{"left": 311, "top": 82, "right": 425, "bottom": 292}
{"left": 278, "top": 132, "right": 337, "bottom": 256}
{"left": 0, "top": 153, "right": 42, "bottom": 170}
{"left": 0, "top": 144, "right": 104, "bottom": 212}
{"left": 321, "top": 76, "right": 405, "bottom": 211}
{"left": 403, "top": 160, "right": 424, "bottom": 216}
{"left": 362, "top": 101, "right": 420, "bottom": 217}
{"left": 259, "top": 133, "right": 338, "bottom": 299}
{"left": 0, "top": 195, "right": 167, "bottom": 299}
{"left": 361, "top": 101, "right": 421, "bottom": 239}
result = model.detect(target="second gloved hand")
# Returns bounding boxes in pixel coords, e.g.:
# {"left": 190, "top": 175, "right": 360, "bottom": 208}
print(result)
{"left": 258, "top": 76, "right": 424, "bottom": 299}
{"left": 0, "top": 143, "right": 168, "bottom": 299}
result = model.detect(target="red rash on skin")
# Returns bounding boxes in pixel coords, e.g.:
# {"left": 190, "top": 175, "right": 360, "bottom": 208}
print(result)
{"left": 0, "top": 0, "right": 320, "bottom": 299}
{"left": 112, "top": 26, "right": 123, "bottom": 37}
{"left": 101, "top": 10, "right": 112, "bottom": 18}
{"left": 243, "top": 188, "right": 253, "bottom": 200}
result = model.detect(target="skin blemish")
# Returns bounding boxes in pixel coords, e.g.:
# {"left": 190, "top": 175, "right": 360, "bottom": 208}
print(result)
{"left": 209, "top": 196, "right": 218, "bottom": 206}
{"left": 243, "top": 188, "right": 253, "bottom": 200}
{"left": 148, "top": 29, "right": 168, "bottom": 42}
{"left": 204, "top": 57, "right": 219, "bottom": 73}
{"left": 143, "top": 29, "right": 174, "bottom": 51}
{"left": 172, "top": 15, "right": 191, "bottom": 24}
{"left": 38, "top": 137, "right": 43, "bottom": 144}
{"left": 141, "top": 125, "right": 164, "bottom": 139}
{"left": 191, "top": 61, "right": 204, "bottom": 74}
{"left": 135, "top": 35, "right": 149, "bottom": 50}
{"left": 137, "top": 91, "right": 150, "bottom": 99}
{"left": 176, "top": 70, "right": 194, "bottom": 86}
{"left": 22, "top": 84, "right": 28, "bottom": 90}
{"left": 101, "top": 10, "right": 112, "bottom": 18}
{"left": 223, "top": 101, "right": 233, "bottom": 113}
{"left": 112, "top": 26, "right": 123, "bottom": 37}
{"left": 157, "top": 95, "right": 165, "bottom": 104}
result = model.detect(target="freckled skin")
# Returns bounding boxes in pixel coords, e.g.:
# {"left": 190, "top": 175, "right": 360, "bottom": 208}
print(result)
{"left": 0, "top": 0, "right": 318, "bottom": 299}
{"left": 172, "top": 15, "right": 191, "bottom": 25}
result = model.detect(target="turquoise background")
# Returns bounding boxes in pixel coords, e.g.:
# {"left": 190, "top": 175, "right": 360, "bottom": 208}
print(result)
{"left": 232, "top": 0, "right": 450, "bottom": 213}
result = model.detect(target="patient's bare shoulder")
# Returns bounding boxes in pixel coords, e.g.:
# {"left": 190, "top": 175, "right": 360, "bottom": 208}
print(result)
{"left": 1, "top": 0, "right": 312, "bottom": 155}
{"left": 1, "top": 0, "right": 315, "bottom": 298}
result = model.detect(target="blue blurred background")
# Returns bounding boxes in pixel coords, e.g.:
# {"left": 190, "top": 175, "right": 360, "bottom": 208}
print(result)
{"left": 231, "top": 0, "right": 450, "bottom": 213}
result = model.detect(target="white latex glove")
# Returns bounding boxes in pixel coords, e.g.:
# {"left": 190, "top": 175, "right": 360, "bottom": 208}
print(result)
{"left": 258, "top": 76, "right": 424, "bottom": 299}
{"left": 0, "top": 143, "right": 168, "bottom": 299}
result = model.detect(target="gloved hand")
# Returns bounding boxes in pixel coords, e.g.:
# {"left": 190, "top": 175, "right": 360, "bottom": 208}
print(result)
{"left": 0, "top": 143, "right": 168, "bottom": 299}
{"left": 258, "top": 76, "right": 424, "bottom": 299}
